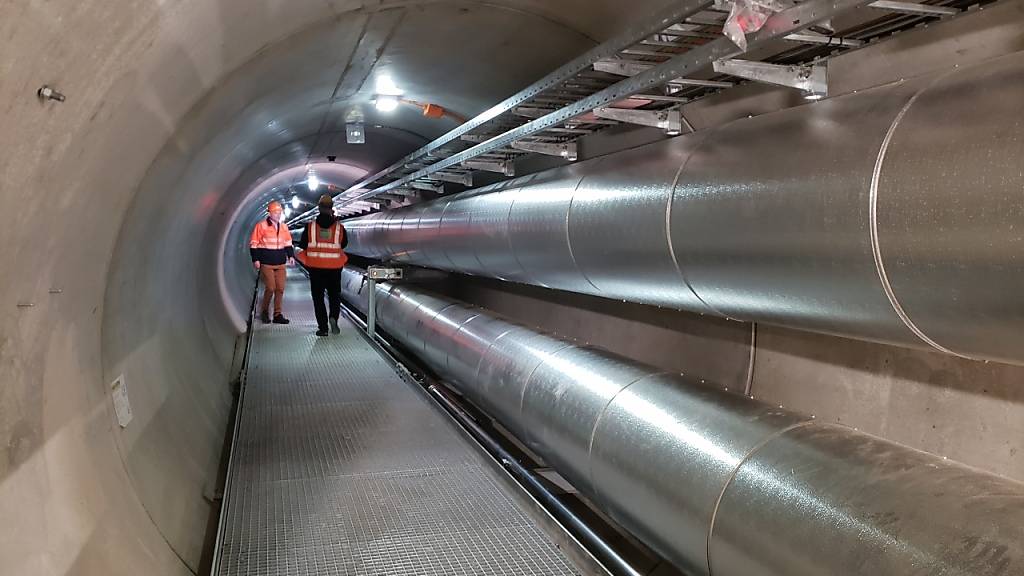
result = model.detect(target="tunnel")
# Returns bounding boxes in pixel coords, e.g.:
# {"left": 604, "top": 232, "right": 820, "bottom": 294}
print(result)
{"left": 3, "top": 1, "right": 1024, "bottom": 575}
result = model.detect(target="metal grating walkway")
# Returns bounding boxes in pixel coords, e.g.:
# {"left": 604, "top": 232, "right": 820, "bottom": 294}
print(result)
{"left": 215, "top": 269, "right": 580, "bottom": 576}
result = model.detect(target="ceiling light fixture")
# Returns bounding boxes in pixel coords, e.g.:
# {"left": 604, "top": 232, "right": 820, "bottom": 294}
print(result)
{"left": 375, "top": 94, "right": 400, "bottom": 112}
{"left": 307, "top": 174, "right": 320, "bottom": 191}
{"left": 290, "top": 195, "right": 301, "bottom": 209}
{"left": 376, "top": 74, "right": 402, "bottom": 96}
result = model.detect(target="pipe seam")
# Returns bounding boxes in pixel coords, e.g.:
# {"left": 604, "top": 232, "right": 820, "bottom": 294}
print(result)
{"left": 585, "top": 371, "right": 672, "bottom": 508}
{"left": 504, "top": 190, "right": 537, "bottom": 285}
{"left": 664, "top": 139, "right": 729, "bottom": 319}
{"left": 422, "top": 301, "right": 460, "bottom": 365}
{"left": 437, "top": 199, "right": 460, "bottom": 271}
{"left": 473, "top": 326, "right": 518, "bottom": 390}
{"left": 446, "top": 310, "right": 484, "bottom": 373}
{"left": 566, "top": 173, "right": 603, "bottom": 293}
{"left": 466, "top": 197, "right": 493, "bottom": 277}
{"left": 704, "top": 419, "right": 818, "bottom": 576}
{"left": 518, "top": 342, "right": 578, "bottom": 429}
{"left": 743, "top": 322, "right": 757, "bottom": 398}
{"left": 868, "top": 74, "right": 972, "bottom": 361}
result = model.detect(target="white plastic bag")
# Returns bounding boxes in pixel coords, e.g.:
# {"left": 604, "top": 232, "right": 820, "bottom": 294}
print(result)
{"left": 721, "top": 0, "right": 792, "bottom": 50}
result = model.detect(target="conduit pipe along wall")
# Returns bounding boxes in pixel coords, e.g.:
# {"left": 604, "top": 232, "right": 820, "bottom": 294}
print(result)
{"left": 345, "top": 52, "right": 1024, "bottom": 366}
{"left": 339, "top": 267, "right": 1024, "bottom": 576}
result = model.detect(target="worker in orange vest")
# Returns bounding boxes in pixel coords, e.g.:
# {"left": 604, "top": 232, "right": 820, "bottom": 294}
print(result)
{"left": 250, "top": 200, "right": 295, "bottom": 324}
{"left": 296, "top": 194, "right": 349, "bottom": 337}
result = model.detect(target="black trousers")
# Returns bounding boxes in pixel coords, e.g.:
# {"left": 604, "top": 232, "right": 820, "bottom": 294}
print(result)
{"left": 308, "top": 267, "right": 342, "bottom": 330}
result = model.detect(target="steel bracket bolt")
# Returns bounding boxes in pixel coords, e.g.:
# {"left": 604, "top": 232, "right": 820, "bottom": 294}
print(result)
{"left": 37, "top": 85, "right": 66, "bottom": 102}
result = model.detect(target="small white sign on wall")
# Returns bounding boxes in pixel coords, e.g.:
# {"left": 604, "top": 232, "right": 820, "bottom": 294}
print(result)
{"left": 111, "top": 374, "right": 133, "bottom": 428}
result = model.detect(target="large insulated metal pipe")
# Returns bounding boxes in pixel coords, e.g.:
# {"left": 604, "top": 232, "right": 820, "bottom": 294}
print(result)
{"left": 340, "top": 267, "right": 1024, "bottom": 576}
{"left": 345, "top": 52, "right": 1024, "bottom": 365}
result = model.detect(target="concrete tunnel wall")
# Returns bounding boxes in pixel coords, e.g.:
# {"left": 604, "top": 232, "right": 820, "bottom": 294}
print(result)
{"left": 0, "top": 1, "right": 664, "bottom": 573}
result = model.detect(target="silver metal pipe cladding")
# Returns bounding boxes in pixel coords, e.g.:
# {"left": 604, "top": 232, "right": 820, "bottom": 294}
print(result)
{"left": 341, "top": 268, "right": 1024, "bottom": 576}
{"left": 344, "top": 52, "right": 1024, "bottom": 365}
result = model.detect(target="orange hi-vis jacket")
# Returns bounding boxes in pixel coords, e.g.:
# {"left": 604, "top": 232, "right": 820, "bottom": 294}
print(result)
{"left": 297, "top": 221, "right": 348, "bottom": 269}
{"left": 250, "top": 218, "right": 293, "bottom": 265}
{"left": 250, "top": 218, "right": 293, "bottom": 250}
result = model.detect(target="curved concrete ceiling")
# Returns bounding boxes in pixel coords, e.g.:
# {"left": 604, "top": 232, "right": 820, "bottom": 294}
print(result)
{"left": 0, "top": 1, "right": 679, "bottom": 573}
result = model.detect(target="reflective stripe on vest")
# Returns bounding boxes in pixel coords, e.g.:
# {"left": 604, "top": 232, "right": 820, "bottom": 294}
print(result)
{"left": 251, "top": 219, "right": 292, "bottom": 250}
{"left": 298, "top": 221, "right": 348, "bottom": 269}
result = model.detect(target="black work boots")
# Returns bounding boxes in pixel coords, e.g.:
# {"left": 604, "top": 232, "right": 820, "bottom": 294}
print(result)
{"left": 316, "top": 318, "right": 340, "bottom": 337}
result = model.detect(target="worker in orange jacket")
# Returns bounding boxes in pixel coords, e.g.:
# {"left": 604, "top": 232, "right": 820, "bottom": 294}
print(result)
{"left": 250, "top": 201, "right": 294, "bottom": 324}
{"left": 296, "top": 194, "right": 348, "bottom": 337}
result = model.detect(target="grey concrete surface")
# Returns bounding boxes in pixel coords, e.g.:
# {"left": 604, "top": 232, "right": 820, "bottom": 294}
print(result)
{"left": 751, "top": 325, "right": 1024, "bottom": 482}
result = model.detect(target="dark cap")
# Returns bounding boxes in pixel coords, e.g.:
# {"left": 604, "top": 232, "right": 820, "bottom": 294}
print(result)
{"left": 318, "top": 194, "right": 333, "bottom": 208}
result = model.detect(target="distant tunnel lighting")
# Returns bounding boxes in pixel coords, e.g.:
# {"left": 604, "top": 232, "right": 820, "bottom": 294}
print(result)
{"left": 375, "top": 95, "right": 400, "bottom": 112}
{"left": 347, "top": 122, "right": 366, "bottom": 144}
{"left": 290, "top": 195, "right": 300, "bottom": 209}
{"left": 284, "top": 206, "right": 292, "bottom": 219}
{"left": 376, "top": 74, "right": 402, "bottom": 95}
{"left": 804, "top": 91, "right": 825, "bottom": 101}
{"left": 307, "top": 174, "right": 320, "bottom": 191}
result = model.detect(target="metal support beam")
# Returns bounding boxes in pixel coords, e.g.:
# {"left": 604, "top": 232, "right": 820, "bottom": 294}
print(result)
{"left": 784, "top": 32, "right": 864, "bottom": 47}
{"left": 713, "top": 59, "right": 827, "bottom": 98}
{"left": 511, "top": 141, "right": 578, "bottom": 161}
{"left": 543, "top": 127, "right": 593, "bottom": 135}
{"left": 409, "top": 181, "right": 443, "bottom": 193}
{"left": 462, "top": 159, "right": 515, "bottom": 176}
{"left": 595, "top": 60, "right": 733, "bottom": 88}
{"left": 331, "top": 0, "right": 873, "bottom": 208}
{"left": 367, "top": 278, "right": 377, "bottom": 338}
{"left": 346, "top": 201, "right": 380, "bottom": 211}
{"left": 663, "top": 23, "right": 719, "bottom": 39}
{"left": 634, "top": 93, "right": 691, "bottom": 103}
{"left": 374, "top": 193, "right": 407, "bottom": 203}
{"left": 685, "top": 11, "right": 728, "bottom": 26}
{"left": 425, "top": 171, "right": 474, "bottom": 186}
{"left": 669, "top": 77, "right": 734, "bottom": 89}
{"left": 593, "top": 107, "right": 684, "bottom": 135}
{"left": 868, "top": 0, "right": 958, "bottom": 16}
{"left": 391, "top": 187, "right": 421, "bottom": 197}
{"left": 514, "top": 106, "right": 554, "bottom": 119}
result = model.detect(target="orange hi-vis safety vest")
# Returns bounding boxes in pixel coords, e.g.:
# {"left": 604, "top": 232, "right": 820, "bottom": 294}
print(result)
{"left": 249, "top": 218, "right": 293, "bottom": 250}
{"left": 298, "top": 221, "right": 348, "bottom": 269}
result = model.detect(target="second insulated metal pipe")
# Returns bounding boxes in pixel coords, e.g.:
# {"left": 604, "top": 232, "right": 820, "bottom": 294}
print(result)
{"left": 340, "top": 267, "right": 1024, "bottom": 576}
